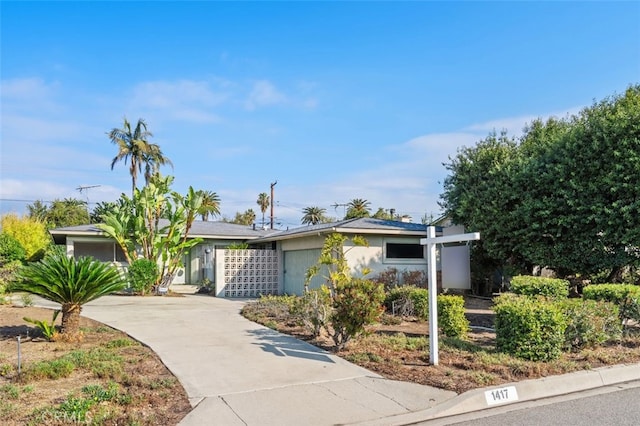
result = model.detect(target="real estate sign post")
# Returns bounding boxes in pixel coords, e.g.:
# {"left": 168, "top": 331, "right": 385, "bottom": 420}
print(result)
{"left": 421, "top": 226, "right": 480, "bottom": 365}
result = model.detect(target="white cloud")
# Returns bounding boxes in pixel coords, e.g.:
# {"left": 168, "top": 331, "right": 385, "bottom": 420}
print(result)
{"left": 465, "top": 107, "right": 582, "bottom": 136}
{"left": 244, "top": 80, "right": 287, "bottom": 111}
{"left": 128, "top": 79, "right": 228, "bottom": 123}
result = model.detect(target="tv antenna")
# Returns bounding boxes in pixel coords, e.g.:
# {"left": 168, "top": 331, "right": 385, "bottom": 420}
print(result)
{"left": 331, "top": 202, "right": 348, "bottom": 218}
{"left": 76, "top": 185, "right": 101, "bottom": 204}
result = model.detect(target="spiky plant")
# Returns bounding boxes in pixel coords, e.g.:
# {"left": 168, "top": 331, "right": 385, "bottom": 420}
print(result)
{"left": 13, "top": 247, "right": 125, "bottom": 340}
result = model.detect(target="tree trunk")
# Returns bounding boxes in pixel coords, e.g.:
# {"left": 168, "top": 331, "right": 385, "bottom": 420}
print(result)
{"left": 61, "top": 303, "right": 83, "bottom": 340}
{"left": 607, "top": 266, "right": 624, "bottom": 283}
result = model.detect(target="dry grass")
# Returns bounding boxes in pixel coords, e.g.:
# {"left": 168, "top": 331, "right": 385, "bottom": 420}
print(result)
{"left": 0, "top": 305, "right": 191, "bottom": 425}
{"left": 242, "top": 295, "right": 640, "bottom": 394}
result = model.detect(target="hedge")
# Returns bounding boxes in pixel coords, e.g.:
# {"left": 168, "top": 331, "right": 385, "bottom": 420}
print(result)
{"left": 494, "top": 294, "right": 566, "bottom": 361}
{"left": 583, "top": 284, "right": 640, "bottom": 325}
{"left": 510, "top": 275, "right": 569, "bottom": 299}
{"left": 437, "top": 294, "right": 469, "bottom": 338}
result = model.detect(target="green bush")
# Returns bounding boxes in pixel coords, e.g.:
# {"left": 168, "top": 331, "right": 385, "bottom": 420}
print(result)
{"left": 438, "top": 294, "right": 470, "bottom": 339}
{"left": 0, "top": 233, "right": 26, "bottom": 264}
{"left": 510, "top": 275, "right": 569, "bottom": 299}
{"left": 331, "top": 278, "right": 385, "bottom": 349}
{"left": 583, "top": 284, "right": 640, "bottom": 326}
{"left": 494, "top": 294, "right": 566, "bottom": 361}
{"left": 292, "top": 286, "right": 332, "bottom": 338}
{"left": 127, "top": 258, "right": 158, "bottom": 295}
{"left": 385, "top": 286, "right": 429, "bottom": 320}
{"left": 557, "top": 298, "right": 621, "bottom": 350}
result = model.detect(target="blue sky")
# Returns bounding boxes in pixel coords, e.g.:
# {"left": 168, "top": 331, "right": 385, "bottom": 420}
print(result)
{"left": 1, "top": 1, "right": 639, "bottom": 229}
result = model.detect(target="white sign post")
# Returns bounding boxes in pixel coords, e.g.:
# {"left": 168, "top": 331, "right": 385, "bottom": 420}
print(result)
{"left": 420, "top": 226, "right": 480, "bottom": 365}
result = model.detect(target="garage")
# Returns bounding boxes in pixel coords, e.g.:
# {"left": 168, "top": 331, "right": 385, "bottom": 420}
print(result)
{"left": 282, "top": 249, "right": 323, "bottom": 295}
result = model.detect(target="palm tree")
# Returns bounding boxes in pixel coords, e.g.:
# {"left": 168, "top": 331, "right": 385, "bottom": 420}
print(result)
{"left": 143, "top": 143, "right": 174, "bottom": 185}
{"left": 256, "top": 193, "right": 270, "bottom": 228}
{"left": 109, "top": 118, "right": 167, "bottom": 196}
{"left": 197, "top": 190, "right": 221, "bottom": 221}
{"left": 27, "top": 200, "right": 49, "bottom": 222}
{"left": 13, "top": 247, "right": 125, "bottom": 340}
{"left": 301, "top": 206, "right": 327, "bottom": 225}
{"left": 345, "top": 198, "right": 371, "bottom": 219}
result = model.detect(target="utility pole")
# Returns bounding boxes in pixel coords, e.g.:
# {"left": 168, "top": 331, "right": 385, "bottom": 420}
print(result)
{"left": 270, "top": 180, "right": 277, "bottom": 229}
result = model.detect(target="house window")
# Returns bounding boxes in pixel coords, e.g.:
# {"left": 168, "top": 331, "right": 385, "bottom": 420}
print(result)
{"left": 74, "top": 242, "right": 127, "bottom": 262}
{"left": 386, "top": 243, "right": 424, "bottom": 259}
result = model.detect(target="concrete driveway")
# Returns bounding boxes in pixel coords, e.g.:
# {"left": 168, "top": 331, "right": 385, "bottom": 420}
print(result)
{"left": 54, "top": 295, "right": 457, "bottom": 425}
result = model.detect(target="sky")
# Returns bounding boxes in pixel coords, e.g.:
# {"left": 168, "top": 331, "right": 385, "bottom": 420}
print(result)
{"left": 1, "top": 1, "right": 639, "bottom": 229}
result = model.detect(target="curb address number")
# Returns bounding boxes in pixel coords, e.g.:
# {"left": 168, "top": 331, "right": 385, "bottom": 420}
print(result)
{"left": 485, "top": 386, "right": 519, "bottom": 406}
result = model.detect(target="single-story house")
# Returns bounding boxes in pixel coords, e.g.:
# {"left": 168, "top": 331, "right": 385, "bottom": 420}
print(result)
{"left": 50, "top": 218, "right": 472, "bottom": 298}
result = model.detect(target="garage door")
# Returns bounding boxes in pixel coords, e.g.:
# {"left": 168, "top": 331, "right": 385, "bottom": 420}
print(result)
{"left": 283, "top": 249, "right": 323, "bottom": 295}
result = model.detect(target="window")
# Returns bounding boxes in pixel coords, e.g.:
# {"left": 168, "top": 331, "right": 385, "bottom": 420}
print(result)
{"left": 74, "top": 242, "right": 128, "bottom": 262}
{"left": 386, "top": 243, "right": 424, "bottom": 259}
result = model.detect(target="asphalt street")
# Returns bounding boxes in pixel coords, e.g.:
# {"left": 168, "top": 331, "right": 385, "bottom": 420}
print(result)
{"left": 418, "top": 380, "right": 640, "bottom": 426}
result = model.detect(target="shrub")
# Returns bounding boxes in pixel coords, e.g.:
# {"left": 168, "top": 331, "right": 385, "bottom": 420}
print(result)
{"left": 23, "top": 310, "right": 60, "bottom": 341}
{"left": 0, "top": 233, "right": 26, "bottom": 264}
{"left": 0, "top": 214, "right": 50, "bottom": 262}
{"left": 494, "top": 294, "right": 566, "bottom": 361}
{"left": 292, "top": 286, "right": 332, "bottom": 338}
{"left": 385, "top": 286, "right": 429, "bottom": 320}
{"left": 241, "top": 294, "right": 297, "bottom": 325}
{"left": 371, "top": 267, "right": 399, "bottom": 290}
{"left": 557, "top": 298, "right": 621, "bottom": 350}
{"left": 127, "top": 258, "right": 158, "bottom": 295}
{"left": 331, "top": 278, "right": 385, "bottom": 349}
{"left": 402, "top": 269, "right": 427, "bottom": 287}
{"left": 510, "top": 275, "right": 569, "bottom": 299}
{"left": 583, "top": 284, "right": 640, "bottom": 326}
{"left": 438, "top": 294, "right": 469, "bottom": 339}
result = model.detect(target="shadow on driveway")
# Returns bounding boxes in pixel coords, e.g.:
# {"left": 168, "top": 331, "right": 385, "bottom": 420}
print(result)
{"left": 246, "top": 328, "right": 336, "bottom": 364}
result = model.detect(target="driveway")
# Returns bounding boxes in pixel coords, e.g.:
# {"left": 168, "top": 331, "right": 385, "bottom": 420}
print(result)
{"left": 62, "top": 294, "right": 457, "bottom": 425}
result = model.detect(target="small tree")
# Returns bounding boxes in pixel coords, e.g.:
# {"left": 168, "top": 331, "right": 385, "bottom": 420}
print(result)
{"left": 13, "top": 247, "right": 125, "bottom": 341}
{"left": 305, "top": 233, "right": 384, "bottom": 349}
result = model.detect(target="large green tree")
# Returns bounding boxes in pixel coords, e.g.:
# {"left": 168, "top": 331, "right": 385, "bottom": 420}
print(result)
{"left": 225, "top": 209, "right": 257, "bottom": 226}
{"left": 14, "top": 247, "right": 125, "bottom": 340}
{"left": 46, "top": 198, "right": 90, "bottom": 228}
{"left": 90, "top": 201, "right": 119, "bottom": 224}
{"left": 109, "top": 118, "right": 171, "bottom": 196}
{"left": 440, "top": 85, "right": 640, "bottom": 281}
{"left": 301, "top": 206, "right": 328, "bottom": 225}
{"left": 516, "top": 87, "right": 640, "bottom": 279}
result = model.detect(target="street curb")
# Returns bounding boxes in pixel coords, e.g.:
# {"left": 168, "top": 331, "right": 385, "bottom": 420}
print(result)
{"left": 348, "top": 363, "right": 640, "bottom": 426}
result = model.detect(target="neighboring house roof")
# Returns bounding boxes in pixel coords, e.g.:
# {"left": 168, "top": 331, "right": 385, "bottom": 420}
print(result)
{"left": 50, "top": 221, "right": 272, "bottom": 245}
{"left": 252, "top": 218, "right": 440, "bottom": 243}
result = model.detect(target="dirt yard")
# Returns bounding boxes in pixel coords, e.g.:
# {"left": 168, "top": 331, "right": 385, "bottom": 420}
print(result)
{"left": 243, "top": 294, "right": 640, "bottom": 394}
{"left": 0, "top": 305, "right": 191, "bottom": 425}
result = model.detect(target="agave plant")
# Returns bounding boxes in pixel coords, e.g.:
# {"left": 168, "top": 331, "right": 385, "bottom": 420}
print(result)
{"left": 13, "top": 247, "right": 125, "bottom": 340}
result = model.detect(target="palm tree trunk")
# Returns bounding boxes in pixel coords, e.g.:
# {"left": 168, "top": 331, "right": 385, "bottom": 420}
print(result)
{"left": 61, "top": 303, "right": 82, "bottom": 339}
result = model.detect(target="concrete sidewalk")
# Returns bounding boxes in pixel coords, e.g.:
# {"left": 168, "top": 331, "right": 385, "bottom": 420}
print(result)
{"left": 32, "top": 294, "right": 640, "bottom": 425}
